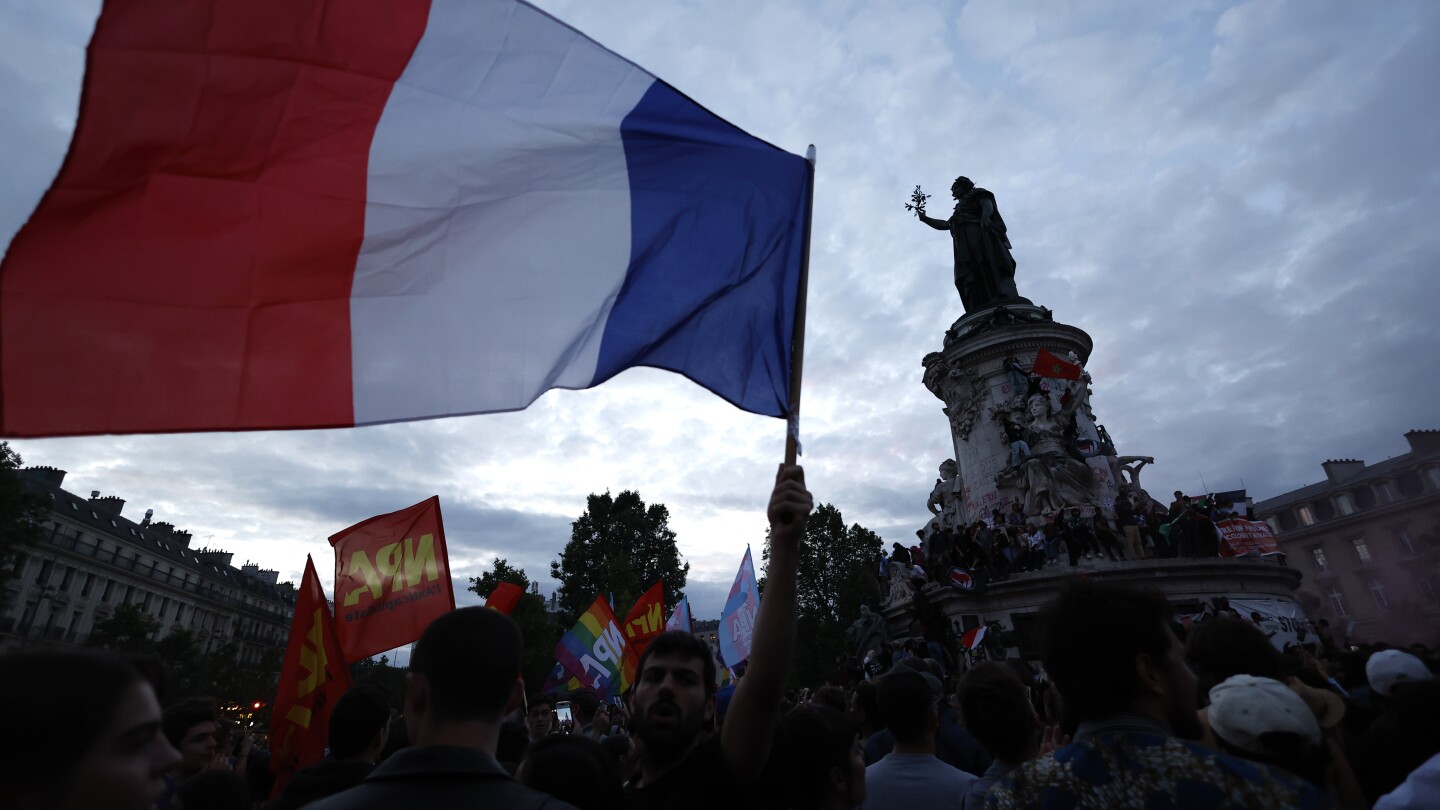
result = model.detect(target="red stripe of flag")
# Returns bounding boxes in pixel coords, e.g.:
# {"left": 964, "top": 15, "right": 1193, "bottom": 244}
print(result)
{"left": 1030, "top": 348, "right": 1082, "bottom": 381}
{"left": 0, "top": 0, "right": 432, "bottom": 436}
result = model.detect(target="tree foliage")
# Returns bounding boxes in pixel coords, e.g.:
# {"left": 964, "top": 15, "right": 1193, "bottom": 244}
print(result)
{"left": 550, "top": 490, "right": 689, "bottom": 621}
{"left": 0, "top": 442, "right": 47, "bottom": 590}
{"left": 469, "top": 557, "right": 563, "bottom": 694}
{"left": 87, "top": 603, "right": 162, "bottom": 652}
{"left": 762, "top": 502, "right": 882, "bottom": 688}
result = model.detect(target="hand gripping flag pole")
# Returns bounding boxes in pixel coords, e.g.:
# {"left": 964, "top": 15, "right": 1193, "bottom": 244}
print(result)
{"left": 785, "top": 145, "right": 817, "bottom": 466}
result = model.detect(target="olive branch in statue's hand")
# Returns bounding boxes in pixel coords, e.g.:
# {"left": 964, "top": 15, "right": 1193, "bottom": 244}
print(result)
{"left": 904, "top": 185, "right": 930, "bottom": 218}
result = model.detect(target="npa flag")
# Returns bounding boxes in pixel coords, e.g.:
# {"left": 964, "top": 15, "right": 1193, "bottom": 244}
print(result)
{"left": 622, "top": 581, "right": 666, "bottom": 657}
{"left": 269, "top": 556, "right": 352, "bottom": 798}
{"left": 719, "top": 546, "right": 760, "bottom": 668}
{"left": 1031, "top": 349, "right": 1082, "bottom": 380}
{"left": 329, "top": 496, "right": 455, "bottom": 663}
{"left": 960, "top": 625, "right": 989, "bottom": 651}
{"left": 484, "top": 582, "right": 525, "bottom": 616}
{"left": 665, "top": 596, "right": 694, "bottom": 634}
{"left": 0, "top": 0, "right": 813, "bottom": 438}
{"left": 554, "top": 594, "right": 637, "bottom": 699}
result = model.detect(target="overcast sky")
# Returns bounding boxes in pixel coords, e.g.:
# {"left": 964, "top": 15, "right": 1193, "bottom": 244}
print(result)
{"left": 3, "top": 0, "right": 1438, "bottom": 624}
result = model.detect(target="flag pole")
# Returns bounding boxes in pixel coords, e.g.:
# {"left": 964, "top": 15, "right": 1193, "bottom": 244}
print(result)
{"left": 784, "top": 145, "right": 816, "bottom": 465}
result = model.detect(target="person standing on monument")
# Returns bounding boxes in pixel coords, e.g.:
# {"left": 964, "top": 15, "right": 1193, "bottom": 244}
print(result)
{"left": 917, "top": 177, "right": 1028, "bottom": 313}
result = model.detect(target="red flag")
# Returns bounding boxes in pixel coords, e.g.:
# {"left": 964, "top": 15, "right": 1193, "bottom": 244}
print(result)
{"left": 269, "top": 556, "right": 352, "bottom": 798}
{"left": 329, "top": 496, "right": 455, "bottom": 662}
{"left": 1031, "top": 349, "right": 1082, "bottom": 380}
{"left": 485, "top": 582, "right": 525, "bottom": 615}
{"left": 961, "top": 625, "right": 989, "bottom": 650}
{"left": 622, "top": 580, "right": 666, "bottom": 657}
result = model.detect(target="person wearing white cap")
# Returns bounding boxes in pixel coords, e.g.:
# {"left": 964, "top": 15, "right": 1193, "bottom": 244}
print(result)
{"left": 1206, "top": 675, "right": 1326, "bottom": 787}
{"left": 1366, "top": 650, "right": 1435, "bottom": 699}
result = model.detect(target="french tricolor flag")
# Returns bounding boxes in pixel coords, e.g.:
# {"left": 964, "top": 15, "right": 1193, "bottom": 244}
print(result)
{"left": 0, "top": 0, "right": 812, "bottom": 437}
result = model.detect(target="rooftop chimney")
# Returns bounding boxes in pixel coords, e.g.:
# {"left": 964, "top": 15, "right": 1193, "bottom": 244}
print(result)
{"left": 1321, "top": 459, "right": 1366, "bottom": 484}
{"left": 16, "top": 466, "right": 66, "bottom": 488}
{"left": 1405, "top": 429, "right": 1440, "bottom": 455}
{"left": 90, "top": 494, "right": 126, "bottom": 516}
{"left": 140, "top": 508, "right": 153, "bottom": 527}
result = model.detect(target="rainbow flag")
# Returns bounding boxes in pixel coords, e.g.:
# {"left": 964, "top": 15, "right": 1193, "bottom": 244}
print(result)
{"left": 553, "top": 594, "right": 637, "bottom": 699}
{"left": 538, "top": 660, "right": 583, "bottom": 695}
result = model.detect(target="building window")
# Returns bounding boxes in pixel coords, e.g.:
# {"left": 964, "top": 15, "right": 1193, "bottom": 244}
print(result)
{"left": 1352, "top": 538, "right": 1372, "bottom": 563}
{"left": 141, "top": 593, "right": 153, "bottom": 612}
{"left": 59, "top": 566, "right": 74, "bottom": 591}
{"left": 81, "top": 573, "right": 95, "bottom": 597}
{"left": 1327, "top": 584, "right": 1350, "bottom": 616}
{"left": 35, "top": 559, "right": 53, "bottom": 585}
{"left": 1368, "top": 578, "right": 1390, "bottom": 609}
{"left": 101, "top": 579, "right": 114, "bottom": 602}
{"left": 1375, "top": 480, "right": 1398, "bottom": 504}
{"left": 1296, "top": 505, "right": 1317, "bottom": 526}
{"left": 1420, "top": 576, "right": 1440, "bottom": 605}
{"left": 1265, "top": 516, "right": 1281, "bottom": 535}
{"left": 1310, "top": 547, "right": 1329, "bottom": 573}
{"left": 1335, "top": 493, "right": 1356, "bottom": 515}
{"left": 1427, "top": 467, "right": 1440, "bottom": 490}
{"left": 1396, "top": 529, "right": 1417, "bottom": 555}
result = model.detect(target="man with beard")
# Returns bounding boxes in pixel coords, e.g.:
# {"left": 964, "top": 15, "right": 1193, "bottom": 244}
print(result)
{"left": 987, "top": 581, "right": 1328, "bottom": 809}
{"left": 626, "top": 464, "right": 813, "bottom": 810}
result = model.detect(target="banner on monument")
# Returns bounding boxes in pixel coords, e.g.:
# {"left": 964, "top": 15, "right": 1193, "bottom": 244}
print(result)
{"left": 1216, "top": 518, "right": 1280, "bottom": 557}
{"left": 1228, "top": 598, "right": 1317, "bottom": 650}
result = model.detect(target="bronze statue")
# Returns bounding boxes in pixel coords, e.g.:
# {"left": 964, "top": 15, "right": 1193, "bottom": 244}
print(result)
{"left": 915, "top": 177, "right": 1031, "bottom": 313}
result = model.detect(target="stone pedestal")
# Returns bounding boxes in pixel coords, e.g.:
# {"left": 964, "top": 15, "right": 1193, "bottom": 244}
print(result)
{"left": 922, "top": 305, "right": 1124, "bottom": 526}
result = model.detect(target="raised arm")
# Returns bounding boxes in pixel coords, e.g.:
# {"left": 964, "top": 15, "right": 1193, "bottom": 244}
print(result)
{"left": 918, "top": 212, "right": 951, "bottom": 230}
{"left": 721, "top": 464, "right": 813, "bottom": 783}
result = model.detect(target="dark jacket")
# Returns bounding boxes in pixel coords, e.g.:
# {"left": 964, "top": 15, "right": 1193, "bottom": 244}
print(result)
{"left": 304, "top": 745, "right": 577, "bottom": 810}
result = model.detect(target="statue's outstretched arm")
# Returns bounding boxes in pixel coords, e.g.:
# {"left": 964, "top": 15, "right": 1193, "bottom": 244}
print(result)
{"left": 918, "top": 213, "right": 951, "bottom": 230}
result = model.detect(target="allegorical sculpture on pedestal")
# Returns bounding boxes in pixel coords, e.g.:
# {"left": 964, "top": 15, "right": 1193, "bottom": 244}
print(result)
{"left": 910, "top": 176, "right": 1159, "bottom": 531}
{"left": 909, "top": 177, "right": 1033, "bottom": 313}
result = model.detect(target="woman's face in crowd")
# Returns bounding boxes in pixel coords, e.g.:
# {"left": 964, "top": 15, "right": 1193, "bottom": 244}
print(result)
{"left": 62, "top": 681, "right": 180, "bottom": 810}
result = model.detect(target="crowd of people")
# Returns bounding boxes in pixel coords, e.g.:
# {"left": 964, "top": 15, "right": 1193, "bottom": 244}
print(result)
{"left": 3, "top": 466, "right": 1437, "bottom": 809}
{"left": 896, "top": 488, "right": 1257, "bottom": 591}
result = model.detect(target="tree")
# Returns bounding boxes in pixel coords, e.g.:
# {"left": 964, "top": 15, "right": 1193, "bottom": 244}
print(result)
{"left": 351, "top": 655, "right": 408, "bottom": 711}
{"left": 86, "top": 603, "right": 161, "bottom": 653}
{"left": 0, "top": 442, "right": 47, "bottom": 591}
{"left": 550, "top": 490, "right": 689, "bottom": 621}
{"left": 469, "top": 557, "right": 563, "bottom": 694}
{"left": 762, "top": 503, "right": 882, "bottom": 688}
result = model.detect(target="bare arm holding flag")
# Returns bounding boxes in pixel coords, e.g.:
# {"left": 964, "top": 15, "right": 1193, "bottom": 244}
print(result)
{"left": 721, "top": 464, "right": 813, "bottom": 783}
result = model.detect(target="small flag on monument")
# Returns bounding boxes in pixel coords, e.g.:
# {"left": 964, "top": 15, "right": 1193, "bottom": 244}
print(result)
{"left": 1031, "top": 349, "right": 1082, "bottom": 380}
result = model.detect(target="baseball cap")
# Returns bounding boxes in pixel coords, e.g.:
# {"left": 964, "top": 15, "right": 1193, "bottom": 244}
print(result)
{"left": 1366, "top": 650, "right": 1434, "bottom": 697}
{"left": 1208, "top": 674, "right": 1321, "bottom": 757}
